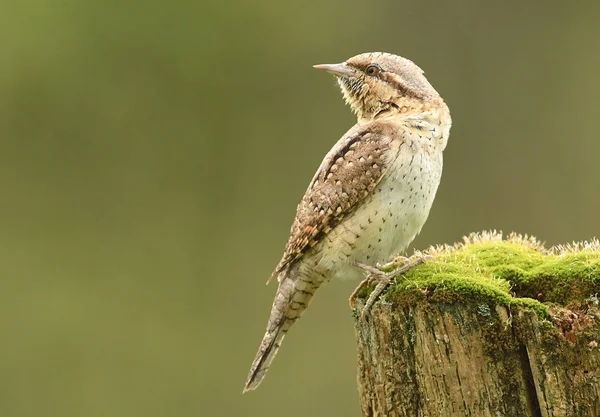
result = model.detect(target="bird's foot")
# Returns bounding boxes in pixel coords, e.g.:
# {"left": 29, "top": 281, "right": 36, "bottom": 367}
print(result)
{"left": 349, "top": 254, "right": 433, "bottom": 320}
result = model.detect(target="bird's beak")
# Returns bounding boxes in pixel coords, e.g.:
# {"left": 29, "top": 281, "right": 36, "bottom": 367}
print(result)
{"left": 313, "top": 62, "right": 356, "bottom": 78}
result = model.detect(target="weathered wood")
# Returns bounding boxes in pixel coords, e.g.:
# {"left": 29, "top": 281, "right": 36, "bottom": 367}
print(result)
{"left": 353, "top": 233, "right": 600, "bottom": 417}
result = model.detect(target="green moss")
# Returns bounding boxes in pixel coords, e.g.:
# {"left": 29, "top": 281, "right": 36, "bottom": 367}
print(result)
{"left": 363, "top": 235, "right": 600, "bottom": 320}
{"left": 510, "top": 253, "right": 600, "bottom": 304}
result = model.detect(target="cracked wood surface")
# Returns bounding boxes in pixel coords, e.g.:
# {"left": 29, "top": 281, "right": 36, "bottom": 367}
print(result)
{"left": 353, "top": 301, "right": 600, "bottom": 417}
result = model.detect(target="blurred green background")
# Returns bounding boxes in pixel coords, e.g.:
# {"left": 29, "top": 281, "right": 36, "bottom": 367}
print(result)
{"left": 1, "top": 0, "right": 599, "bottom": 416}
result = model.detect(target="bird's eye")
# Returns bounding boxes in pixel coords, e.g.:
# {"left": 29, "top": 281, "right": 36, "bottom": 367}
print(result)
{"left": 366, "top": 65, "right": 381, "bottom": 76}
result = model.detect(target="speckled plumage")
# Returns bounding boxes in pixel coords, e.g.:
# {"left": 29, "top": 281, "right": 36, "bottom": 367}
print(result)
{"left": 244, "top": 52, "right": 451, "bottom": 392}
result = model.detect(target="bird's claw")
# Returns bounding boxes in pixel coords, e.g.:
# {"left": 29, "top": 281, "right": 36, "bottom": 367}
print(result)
{"left": 349, "top": 254, "right": 434, "bottom": 320}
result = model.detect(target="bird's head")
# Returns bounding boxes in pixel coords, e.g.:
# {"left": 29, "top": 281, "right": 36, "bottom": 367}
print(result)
{"left": 314, "top": 52, "right": 444, "bottom": 122}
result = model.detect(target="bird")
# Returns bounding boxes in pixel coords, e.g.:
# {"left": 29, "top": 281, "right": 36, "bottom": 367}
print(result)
{"left": 243, "top": 52, "right": 451, "bottom": 392}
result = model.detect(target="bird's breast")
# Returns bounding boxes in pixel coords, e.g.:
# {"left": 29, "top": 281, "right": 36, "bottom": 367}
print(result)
{"left": 313, "top": 145, "right": 443, "bottom": 281}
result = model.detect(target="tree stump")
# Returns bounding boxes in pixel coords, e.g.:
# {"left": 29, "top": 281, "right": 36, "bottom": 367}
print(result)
{"left": 353, "top": 232, "right": 600, "bottom": 417}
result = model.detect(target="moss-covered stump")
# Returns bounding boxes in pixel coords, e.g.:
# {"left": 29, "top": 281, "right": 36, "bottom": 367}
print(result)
{"left": 353, "top": 232, "right": 600, "bottom": 417}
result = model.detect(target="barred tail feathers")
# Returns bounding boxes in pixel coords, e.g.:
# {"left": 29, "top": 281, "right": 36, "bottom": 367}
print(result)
{"left": 243, "top": 275, "right": 318, "bottom": 392}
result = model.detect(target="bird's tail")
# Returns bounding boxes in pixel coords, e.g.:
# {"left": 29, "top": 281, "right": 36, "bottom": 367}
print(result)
{"left": 243, "top": 275, "right": 319, "bottom": 392}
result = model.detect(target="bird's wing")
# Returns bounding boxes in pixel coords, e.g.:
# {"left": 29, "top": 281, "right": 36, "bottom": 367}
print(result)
{"left": 269, "top": 121, "right": 401, "bottom": 282}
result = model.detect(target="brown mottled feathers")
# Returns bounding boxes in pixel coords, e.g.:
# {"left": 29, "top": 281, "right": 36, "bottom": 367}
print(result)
{"left": 269, "top": 121, "right": 398, "bottom": 282}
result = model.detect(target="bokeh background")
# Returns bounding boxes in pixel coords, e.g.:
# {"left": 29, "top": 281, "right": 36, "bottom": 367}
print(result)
{"left": 1, "top": 0, "right": 599, "bottom": 416}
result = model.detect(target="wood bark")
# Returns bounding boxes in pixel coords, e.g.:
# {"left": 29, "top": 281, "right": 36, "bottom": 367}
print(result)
{"left": 354, "top": 299, "right": 600, "bottom": 417}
